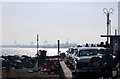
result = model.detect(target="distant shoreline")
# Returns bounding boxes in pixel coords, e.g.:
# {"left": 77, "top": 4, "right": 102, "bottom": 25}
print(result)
{"left": 1, "top": 47, "right": 68, "bottom": 48}
{"left": 1, "top": 43, "right": 77, "bottom": 48}
{"left": 1, "top": 46, "right": 69, "bottom": 48}
{"left": 1, "top": 43, "right": 99, "bottom": 48}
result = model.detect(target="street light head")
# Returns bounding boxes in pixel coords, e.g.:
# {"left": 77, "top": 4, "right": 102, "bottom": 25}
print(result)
{"left": 103, "top": 8, "right": 108, "bottom": 14}
{"left": 103, "top": 8, "right": 114, "bottom": 14}
{"left": 109, "top": 8, "right": 114, "bottom": 14}
{"left": 109, "top": 8, "right": 114, "bottom": 12}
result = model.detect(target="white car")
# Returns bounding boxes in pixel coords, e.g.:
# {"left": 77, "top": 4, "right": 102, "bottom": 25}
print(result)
{"left": 73, "top": 47, "right": 106, "bottom": 72}
{"left": 66, "top": 47, "right": 78, "bottom": 65}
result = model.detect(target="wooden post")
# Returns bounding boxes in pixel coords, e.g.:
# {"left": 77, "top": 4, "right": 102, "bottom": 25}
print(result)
{"left": 37, "top": 34, "right": 39, "bottom": 54}
{"left": 115, "top": 30, "right": 117, "bottom": 36}
{"left": 58, "top": 40, "right": 60, "bottom": 56}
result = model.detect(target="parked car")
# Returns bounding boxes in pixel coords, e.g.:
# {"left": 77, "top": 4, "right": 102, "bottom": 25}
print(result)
{"left": 73, "top": 47, "right": 106, "bottom": 72}
{"left": 66, "top": 47, "right": 78, "bottom": 65}
{"left": 66, "top": 47, "right": 117, "bottom": 78}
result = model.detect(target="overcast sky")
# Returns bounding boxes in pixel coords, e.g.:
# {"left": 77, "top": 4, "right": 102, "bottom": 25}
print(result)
{"left": 2, "top": 2, "right": 118, "bottom": 45}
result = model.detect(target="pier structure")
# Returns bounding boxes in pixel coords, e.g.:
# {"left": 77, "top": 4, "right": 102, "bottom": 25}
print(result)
{"left": 101, "top": 35, "right": 120, "bottom": 49}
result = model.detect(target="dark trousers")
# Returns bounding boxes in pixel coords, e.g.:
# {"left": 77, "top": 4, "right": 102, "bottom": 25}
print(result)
{"left": 101, "top": 67, "right": 113, "bottom": 79}
{"left": 115, "top": 52, "right": 120, "bottom": 66}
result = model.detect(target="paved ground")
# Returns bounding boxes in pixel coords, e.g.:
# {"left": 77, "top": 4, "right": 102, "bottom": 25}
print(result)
{"left": 64, "top": 58, "right": 120, "bottom": 79}
{"left": 2, "top": 68, "right": 59, "bottom": 79}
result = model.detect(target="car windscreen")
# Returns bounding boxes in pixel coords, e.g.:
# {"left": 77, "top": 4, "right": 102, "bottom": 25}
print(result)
{"left": 79, "top": 49, "right": 105, "bottom": 56}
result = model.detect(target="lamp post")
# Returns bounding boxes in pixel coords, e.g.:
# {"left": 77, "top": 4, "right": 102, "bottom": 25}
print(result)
{"left": 103, "top": 8, "right": 114, "bottom": 44}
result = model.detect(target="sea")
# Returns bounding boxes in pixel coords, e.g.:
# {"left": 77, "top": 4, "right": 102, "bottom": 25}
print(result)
{"left": 0, "top": 48, "right": 68, "bottom": 57}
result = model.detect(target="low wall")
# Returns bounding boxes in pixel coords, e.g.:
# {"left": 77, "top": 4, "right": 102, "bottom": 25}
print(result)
{"left": 60, "top": 60, "right": 72, "bottom": 79}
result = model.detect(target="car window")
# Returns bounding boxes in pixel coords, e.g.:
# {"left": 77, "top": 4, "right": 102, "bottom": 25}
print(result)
{"left": 97, "top": 49, "right": 105, "bottom": 54}
{"left": 69, "top": 48, "right": 74, "bottom": 54}
{"left": 79, "top": 49, "right": 105, "bottom": 56}
{"left": 74, "top": 49, "right": 78, "bottom": 53}
{"left": 74, "top": 49, "right": 78, "bottom": 56}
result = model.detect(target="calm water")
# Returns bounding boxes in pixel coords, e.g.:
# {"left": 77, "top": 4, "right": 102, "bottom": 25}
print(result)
{"left": 1, "top": 48, "right": 67, "bottom": 57}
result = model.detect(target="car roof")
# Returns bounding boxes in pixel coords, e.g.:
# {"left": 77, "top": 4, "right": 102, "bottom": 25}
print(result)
{"left": 77, "top": 47, "right": 106, "bottom": 51}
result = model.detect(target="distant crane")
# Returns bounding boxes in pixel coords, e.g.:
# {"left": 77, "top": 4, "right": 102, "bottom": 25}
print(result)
{"left": 14, "top": 40, "right": 17, "bottom": 45}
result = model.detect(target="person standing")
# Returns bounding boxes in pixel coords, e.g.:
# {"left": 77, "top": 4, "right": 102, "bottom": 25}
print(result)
{"left": 5, "top": 59, "right": 11, "bottom": 78}
{"left": 100, "top": 48, "right": 114, "bottom": 79}
{"left": 114, "top": 41, "right": 120, "bottom": 66}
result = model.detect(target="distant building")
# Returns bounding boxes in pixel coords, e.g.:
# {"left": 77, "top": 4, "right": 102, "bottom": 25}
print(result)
{"left": 30, "top": 41, "right": 34, "bottom": 45}
{"left": 44, "top": 40, "right": 48, "bottom": 45}
{"left": 65, "top": 39, "right": 69, "bottom": 45}
{"left": 14, "top": 40, "right": 17, "bottom": 45}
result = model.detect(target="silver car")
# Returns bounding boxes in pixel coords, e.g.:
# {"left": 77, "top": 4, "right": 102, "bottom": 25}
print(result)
{"left": 66, "top": 47, "right": 78, "bottom": 65}
{"left": 73, "top": 47, "right": 106, "bottom": 72}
